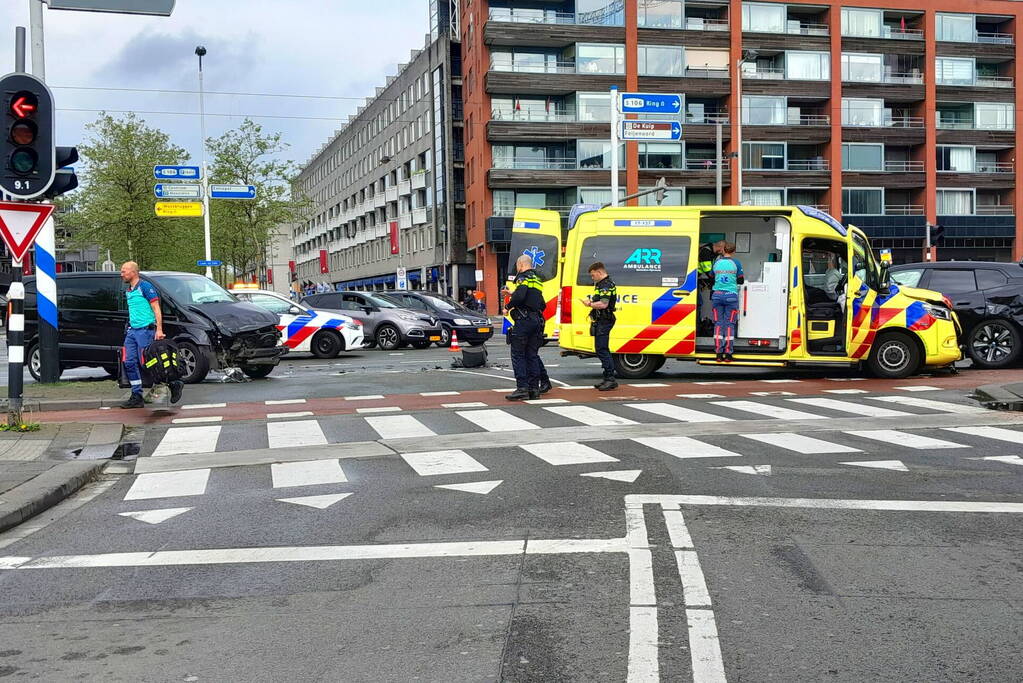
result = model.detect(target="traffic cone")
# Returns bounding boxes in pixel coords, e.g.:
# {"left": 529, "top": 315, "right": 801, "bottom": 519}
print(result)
{"left": 449, "top": 330, "right": 461, "bottom": 351}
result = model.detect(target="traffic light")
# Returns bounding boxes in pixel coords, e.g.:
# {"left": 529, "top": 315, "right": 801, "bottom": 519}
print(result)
{"left": 43, "top": 146, "right": 78, "bottom": 199}
{"left": 0, "top": 72, "right": 55, "bottom": 200}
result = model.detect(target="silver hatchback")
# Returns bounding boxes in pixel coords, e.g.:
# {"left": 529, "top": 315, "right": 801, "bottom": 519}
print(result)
{"left": 300, "top": 291, "right": 442, "bottom": 350}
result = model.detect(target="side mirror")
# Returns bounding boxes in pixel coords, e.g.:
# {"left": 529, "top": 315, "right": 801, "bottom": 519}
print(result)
{"left": 878, "top": 262, "right": 892, "bottom": 292}
{"left": 288, "top": 306, "right": 302, "bottom": 315}
{"left": 362, "top": 306, "right": 376, "bottom": 314}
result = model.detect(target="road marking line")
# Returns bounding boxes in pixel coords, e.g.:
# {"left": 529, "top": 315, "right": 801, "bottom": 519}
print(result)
{"left": 711, "top": 400, "right": 826, "bottom": 421}
{"left": 152, "top": 426, "right": 221, "bottom": 456}
{"left": 442, "top": 402, "right": 488, "bottom": 408}
{"left": 559, "top": 385, "right": 593, "bottom": 390}
{"left": 434, "top": 480, "right": 503, "bottom": 494}
{"left": 366, "top": 415, "right": 436, "bottom": 439}
{"left": 677, "top": 393, "right": 724, "bottom": 399}
{"left": 868, "top": 396, "right": 985, "bottom": 413}
{"left": 625, "top": 403, "right": 733, "bottom": 423}
{"left": 713, "top": 464, "right": 772, "bottom": 476}
{"left": 750, "top": 391, "right": 796, "bottom": 397}
{"left": 118, "top": 507, "right": 192, "bottom": 525}
{"left": 632, "top": 437, "right": 741, "bottom": 459}
{"left": 742, "top": 432, "right": 861, "bottom": 454}
{"left": 580, "top": 469, "right": 641, "bottom": 483}
{"left": 971, "top": 455, "right": 1023, "bottom": 466}
{"left": 171, "top": 416, "right": 222, "bottom": 424}
{"left": 825, "top": 377, "right": 867, "bottom": 381}
{"left": 544, "top": 405, "right": 637, "bottom": 426}
{"left": 895, "top": 385, "right": 941, "bottom": 392}
{"left": 694, "top": 381, "right": 734, "bottom": 385}
{"left": 843, "top": 429, "right": 967, "bottom": 449}
{"left": 180, "top": 403, "right": 227, "bottom": 410}
{"left": 841, "top": 459, "right": 909, "bottom": 471}
{"left": 943, "top": 426, "right": 1023, "bottom": 443}
{"left": 265, "top": 399, "right": 306, "bottom": 405}
{"left": 524, "top": 398, "right": 569, "bottom": 405}
{"left": 267, "top": 420, "right": 327, "bottom": 449}
{"left": 124, "top": 469, "right": 210, "bottom": 501}
{"left": 823, "top": 389, "right": 868, "bottom": 394}
{"left": 687, "top": 608, "right": 727, "bottom": 683}
{"left": 267, "top": 411, "right": 314, "bottom": 419}
{"left": 401, "top": 449, "right": 489, "bottom": 476}
{"left": 628, "top": 605, "right": 659, "bottom": 682}
{"left": 456, "top": 409, "right": 540, "bottom": 432}
{"left": 627, "top": 383, "right": 669, "bottom": 387}
{"left": 675, "top": 550, "right": 712, "bottom": 607}
{"left": 356, "top": 406, "right": 402, "bottom": 414}
{"left": 271, "top": 459, "right": 347, "bottom": 488}
{"left": 277, "top": 493, "right": 352, "bottom": 509}
{"left": 629, "top": 494, "right": 1023, "bottom": 513}
{"left": 758, "top": 379, "right": 801, "bottom": 383}
{"left": 523, "top": 442, "right": 619, "bottom": 466}
{"left": 420, "top": 391, "right": 460, "bottom": 396}
{"left": 786, "top": 397, "right": 912, "bottom": 417}
{"left": 661, "top": 509, "right": 694, "bottom": 549}
{"left": 344, "top": 394, "right": 385, "bottom": 401}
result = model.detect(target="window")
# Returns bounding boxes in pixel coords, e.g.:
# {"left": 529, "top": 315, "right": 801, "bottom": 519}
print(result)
{"left": 576, "top": 44, "right": 625, "bottom": 74}
{"left": 639, "top": 143, "right": 683, "bottom": 169}
{"left": 638, "top": 45, "right": 683, "bottom": 76}
{"left": 936, "top": 57, "right": 975, "bottom": 85}
{"left": 685, "top": 49, "right": 728, "bottom": 73}
{"left": 742, "top": 188, "right": 784, "bottom": 205}
{"left": 742, "top": 2, "right": 785, "bottom": 33}
{"left": 638, "top": 0, "right": 683, "bottom": 28}
{"left": 841, "top": 53, "right": 883, "bottom": 82}
{"left": 577, "top": 0, "right": 625, "bottom": 26}
{"left": 687, "top": 190, "right": 716, "bottom": 205}
{"left": 842, "top": 144, "right": 884, "bottom": 171}
{"left": 843, "top": 188, "right": 883, "bottom": 214}
{"left": 928, "top": 269, "right": 978, "bottom": 294}
{"left": 937, "top": 146, "right": 975, "bottom": 172}
{"left": 639, "top": 188, "right": 684, "bottom": 206}
{"left": 743, "top": 142, "right": 785, "bottom": 170}
{"left": 937, "top": 189, "right": 974, "bottom": 215}
{"left": 575, "top": 235, "right": 691, "bottom": 287}
{"left": 975, "top": 103, "right": 1014, "bottom": 130}
{"left": 841, "top": 7, "right": 882, "bottom": 38}
{"left": 936, "top": 13, "right": 975, "bottom": 42}
{"left": 247, "top": 293, "right": 297, "bottom": 315}
{"left": 890, "top": 269, "right": 924, "bottom": 288}
{"left": 743, "top": 96, "right": 786, "bottom": 125}
{"left": 786, "top": 51, "right": 830, "bottom": 80}
{"left": 58, "top": 277, "right": 119, "bottom": 311}
{"left": 578, "top": 140, "right": 624, "bottom": 169}
{"left": 842, "top": 98, "right": 883, "bottom": 127}
{"left": 851, "top": 233, "right": 879, "bottom": 288}
{"left": 577, "top": 92, "right": 612, "bottom": 121}
{"left": 976, "top": 269, "right": 1008, "bottom": 290}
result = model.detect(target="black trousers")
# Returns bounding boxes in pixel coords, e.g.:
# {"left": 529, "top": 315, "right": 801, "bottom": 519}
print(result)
{"left": 592, "top": 319, "right": 615, "bottom": 379}
{"left": 509, "top": 314, "right": 544, "bottom": 390}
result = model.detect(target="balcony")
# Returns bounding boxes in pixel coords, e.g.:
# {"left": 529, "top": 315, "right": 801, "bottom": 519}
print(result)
{"left": 399, "top": 214, "right": 412, "bottom": 230}
{"left": 493, "top": 158, "right": 577, "bottom": 171}
{"left": 684, "top": 17, "right": 729, "bottom": 32}
{"left": 883, "top": 71, "right": 924, "bottom": 85}
{"left": 883, "top": 160, "right": 925, "bottom": 172}
{"left": 977, "top": 161, "right": 1015, "bottom": 173}
{"left": 843, "top": 116, "right": 925, "bottom": 128}
{"left": 685, "top": 66, "right": 729, "bottom": 79}
{"left": 785, "top": 159, "right": 830, "bottom": 171}
{"left": 788, "top": 114, "right": 830, "bottom": 126}
{"left": 411, "top": 171, "right": 428, "bottom": 190}
{"left": 385, "top": 186, "right": 398, "bottom": 202}
{"left": 489, "top": 57, "right": 577, "bottom": 74}
{"left": 687, "top": 111, "right": 730, "bottom": 125}
{"left": 976, "top": 32, "right": 1014, "bottom": 45}
{"left": 684, "top": 159, "right": 723, "bottom": 170}
{"left": 372, "top": 194, "right": 386, "bottom": 209}
{"left": 492, "top": 108, "right": 577, "bottom": 123}
{"left": 975, "top": 205, "right": 1015, "bottom": 215}
{"left": 975, "top": 75, "right": 1014, "bottom": 88}
{"left": 882, "top": 26, "right": 924, "bottom": 41}
{"left": 487, "top": 7, "right": 622, "bottom": 27}
{"left": 412, "top": 207, "right": 429, "bottom": 225}
{"left": 398, "top": 179, "right": 411, "bottom": 196}
{"left": 742, "top": 66, "right": 785, "bottom": 80}
{"left": 789, "top": 23, "right": 829, "bottom": 36}
{"left": 493, "top": 205, "right": 575, "bottom": 218}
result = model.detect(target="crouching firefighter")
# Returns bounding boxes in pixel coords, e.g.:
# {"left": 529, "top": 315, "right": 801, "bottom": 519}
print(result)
{"left": 581, "top": 261, "right": 618, "bottom": 391}
{"left": 502, "top": 254, "right": 546, "bottom": 401}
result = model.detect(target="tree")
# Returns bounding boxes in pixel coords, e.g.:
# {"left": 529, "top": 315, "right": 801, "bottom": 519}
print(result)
{"left": 64, "top": 113, "right": 201, "bottom": 271}
{"left": 206, "top": 119, "right": 309, "bottom": 282}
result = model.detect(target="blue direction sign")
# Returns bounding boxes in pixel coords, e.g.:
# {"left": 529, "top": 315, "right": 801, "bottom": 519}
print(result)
{"left": 620, "top": 92, "right": 682, "bottom": 114}
{"left": 197, "top": 259, "right": 222, "bottom": 267}
{"left": 154, "top": 183, "right": 202, "bottom": 199}
{"left": 154, "top": 165, "right": 201, "bottom": 180}
{"left": 621, "top": 120, "right": 682, "bottom": 141}
{"left": 209, "top": 184, "right": 257, "bottom": 199}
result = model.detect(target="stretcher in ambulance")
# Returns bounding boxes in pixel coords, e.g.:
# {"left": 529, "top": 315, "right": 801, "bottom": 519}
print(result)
{"left": 510, "top": 204, "right": 962, "bottom": 379}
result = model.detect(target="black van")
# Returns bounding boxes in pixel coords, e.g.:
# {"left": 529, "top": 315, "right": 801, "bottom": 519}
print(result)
{"left": 21, "top": 271, "right": 288, "bottom": 383}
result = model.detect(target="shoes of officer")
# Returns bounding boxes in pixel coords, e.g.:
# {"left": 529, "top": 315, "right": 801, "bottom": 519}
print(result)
{"left": 120, "top": 394, "right": 144, "bottom": 409}
{"left": 594, "top": 378, "right": 618, "bottom": 391}
{"left": 505, "top": 388, "right": 540, "bottom": 401}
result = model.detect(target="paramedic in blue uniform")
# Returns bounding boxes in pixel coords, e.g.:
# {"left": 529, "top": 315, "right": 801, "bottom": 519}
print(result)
{"left": 120, "top": 261, "right": 182, "bottom": 408}
{"left": 711, "top": 243, "right": 744, "bottom": 363}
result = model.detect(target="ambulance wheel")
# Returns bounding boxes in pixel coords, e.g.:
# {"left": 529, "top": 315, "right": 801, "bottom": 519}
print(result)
{"left": 867, "top": 331, "right": 921, "bottom": 379}
{"left": 613, "top": 354, "right": 665, "bottom": 379}
{"left": 311, "top": 330, "right": 343, "bottom": 359}
{"left": 177, "top": 341, "right": 210, "bottom": 384}
{"left": 240, "top": 364, "right": 274, "bottom": 379}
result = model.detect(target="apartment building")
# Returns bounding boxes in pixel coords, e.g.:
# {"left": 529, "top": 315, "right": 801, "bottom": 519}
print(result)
{"left": 291, "top": 2, "right": 469, "bottom": 296}
{"left": 460, "top": 0, "right": 1023, "bottom": 312}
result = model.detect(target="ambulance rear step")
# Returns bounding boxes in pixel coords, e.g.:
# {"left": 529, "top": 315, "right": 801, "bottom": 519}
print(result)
{"left": 697, "top": 360, "right": 786, "bottom": 367}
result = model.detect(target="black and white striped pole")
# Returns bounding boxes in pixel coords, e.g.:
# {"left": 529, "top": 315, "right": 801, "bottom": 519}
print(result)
{"left": 7, "top": 260, "right": 24, "bottom": 426}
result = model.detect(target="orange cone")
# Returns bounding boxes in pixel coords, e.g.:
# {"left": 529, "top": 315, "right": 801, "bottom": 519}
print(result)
{"left": 449, "top": 329, "right": 461, "bottom": 351}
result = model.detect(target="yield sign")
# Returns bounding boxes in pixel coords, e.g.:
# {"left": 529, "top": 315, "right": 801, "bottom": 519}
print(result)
{"left": 0, "top": 202, "right": 55, "bottom": 263}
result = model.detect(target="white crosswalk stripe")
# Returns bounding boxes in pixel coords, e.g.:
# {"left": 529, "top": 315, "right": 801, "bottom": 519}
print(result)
{"left": 153, "top": 426, "right": 221, "bottom": 456}
{"left": 400, "top": 450, "right": 488, "bottom": 476}
{"left": 942, "top": 426, "right": 1023, "bottom": 443}
{"left": 543, "top": 405, "right": 637, "bottom": 426}
{"left": 522, "top": 442, "right": 619, "bottom": 466}
{"left": 785, "top": 397, "right": 912, "bottom": 418}
{"left": 267, "top": 420, "right": 327, "bottom": 449}
{"left": 632, "top": 437, "right": 741, "bottom": 459}
{"left": 124, "top": 469, "right": 210, "bottom": 501}
{"left": 365, "top": 414, "right": 436, "bottom": 439}
{"left": 711, "top": 400, "right": 826, "bottom": 421}
{"left": 456, "top": 409, "right": 539, "bottom": 432}
{"left": 271, "top": 460, "right": 347, "bottom": 488}
{"left": 868, "top": 396, "right": 986, "bottom": 414}
{"left": 843, "top": 430, "right": 968, "bottom": 450}
{"left": 741, "top": 432, "right": 862, "bottom": 454}
{"left": 624, "top": 403, "right": 732, "bottom": 423}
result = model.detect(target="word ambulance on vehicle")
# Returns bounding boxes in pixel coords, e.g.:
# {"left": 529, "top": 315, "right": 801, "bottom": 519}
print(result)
{"left": 509, "top": 204, "right": 962, "bottom": 379}
{"left": 230, "top": 288, "right": 364, "bottom": 358}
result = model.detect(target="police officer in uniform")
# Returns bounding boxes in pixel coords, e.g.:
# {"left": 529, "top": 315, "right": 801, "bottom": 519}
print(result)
{"left": 502, "top": 254, "right": 546, "bottom": 401}
{"left": 580, "top": 261, "right": 618, "bottom": 391}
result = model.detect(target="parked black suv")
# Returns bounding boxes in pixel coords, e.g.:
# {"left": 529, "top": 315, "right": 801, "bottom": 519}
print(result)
{"left": 20, "top": 271, "right": 288, "bottom": 383}
{"left": 378, "top": 290, "right": 494, "bottom": 347}
{"left": 890, "top": 261, "right": 1023, "bottom": 369}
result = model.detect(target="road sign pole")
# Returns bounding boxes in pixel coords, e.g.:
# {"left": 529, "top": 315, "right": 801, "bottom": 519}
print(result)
{"left": 610, "top": 85, "right": 619, "bottom": 207}
{"left": 198, "top": 55, "right": 213, "bottom": 279}
{"left": 7, "top": 263, "right": 24, "bottom": 426}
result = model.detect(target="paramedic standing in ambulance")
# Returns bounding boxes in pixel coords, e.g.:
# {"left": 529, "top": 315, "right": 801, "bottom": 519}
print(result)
{"left": 581, "top": 262, "right": 619, "bottom": 391}
{"left": 711, "top": 243, "right": 744, "bottom": 362}
{"left": 119, "top": 261, "right": 182, "bottom": 408}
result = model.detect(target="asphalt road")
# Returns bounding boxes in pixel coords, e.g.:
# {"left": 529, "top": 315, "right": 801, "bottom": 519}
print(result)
{"left": 2, "top": 380, "right": 1023, "bottom": 681}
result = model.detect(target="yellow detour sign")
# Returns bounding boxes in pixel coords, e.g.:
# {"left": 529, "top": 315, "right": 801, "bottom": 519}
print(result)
{"left": 155, "top": 201, "right": 204, "bottom": 217}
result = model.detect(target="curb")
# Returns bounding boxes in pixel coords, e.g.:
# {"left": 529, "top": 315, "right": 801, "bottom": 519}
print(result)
{"left": 0, "top": 461, "right": 105, "bottom": 534}
{"left": 972, "top": 383, "right": 1023, "bottom": 412}
{"left": 0, "top": 398, "right": 124, "bottom": 412}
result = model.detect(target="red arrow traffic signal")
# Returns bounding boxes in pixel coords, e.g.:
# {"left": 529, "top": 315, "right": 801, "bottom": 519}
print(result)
{"left": 11, "top": 95, "right": 37, "bottom": 119}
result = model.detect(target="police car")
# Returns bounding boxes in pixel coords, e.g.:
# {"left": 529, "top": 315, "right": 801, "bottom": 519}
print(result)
{"left": 230, "top": 287, "right": 364, "bottom": 358}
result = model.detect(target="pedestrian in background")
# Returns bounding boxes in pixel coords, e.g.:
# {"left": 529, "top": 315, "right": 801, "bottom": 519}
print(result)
{"left": 119, "top": 261, "right": 182, "bottom": 408}
{"left": 580, "top": 261, "right": 618, "bottom": 391}
{"left": 711, "top": 242, "right": 744, "bottom": 362}
{"left": 502, "top": 254, "right": 545, "bottom": 400}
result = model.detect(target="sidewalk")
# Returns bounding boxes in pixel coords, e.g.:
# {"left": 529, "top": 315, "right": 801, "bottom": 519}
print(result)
{"left": 0, "top": 422, "right": 121, "bottom": 533}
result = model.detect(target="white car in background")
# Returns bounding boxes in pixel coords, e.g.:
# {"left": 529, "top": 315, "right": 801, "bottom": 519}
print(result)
{"left": 230, "top": 288, "right": 364, "bottom": 358}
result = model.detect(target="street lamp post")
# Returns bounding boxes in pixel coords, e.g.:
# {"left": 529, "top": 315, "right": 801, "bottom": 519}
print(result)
{"left": 734, "top": 49, "right": 758, "bottom": 205}
{"left": 196, "top": 45, "right": 213, "bottom": 280}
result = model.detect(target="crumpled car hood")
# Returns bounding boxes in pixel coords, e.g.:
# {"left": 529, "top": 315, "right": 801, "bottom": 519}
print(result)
{"left": 188, "top": 301, "right": 280, "bottom": 336}
{"left": 895, "top": 285, "right": 947, "bottom": 306}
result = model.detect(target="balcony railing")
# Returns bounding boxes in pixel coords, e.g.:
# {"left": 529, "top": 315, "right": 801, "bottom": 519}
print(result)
{"left": 742, "top": 66, "right": 785, "bottom": 80}
{"left": 789, "top": 114, "right": 830, "bottom": 126}
{"left": 977, "top": 161, "right": 1015, "bottom": 173}
{"left": 785, "top": 159, "right": 830, "bottom": 171}
{"left": 884, "top": 204, "right": 925, "bottom": 215}
{"left": 883, "top": 160, "right": 925, "bottom": 172}
{"left": 491, "top": 108, "right": 577, "bottom": 123}
{"left": 489, "top": 57, "right": 577, "bottom": 74}
{"left": 687, "top": 112, "right": 730, "bottom": 125}
{"left": 685, "top": 67, "right": 729, "bottom": 79}
{"left": 488, "top": 8, "right": 576, "bottom": 24}
{"left": 976, "top": 32, "right": 1014, "bottom": 45}
{"left": 788, "top": 23, "right": 829, "bottom": 36}
{"left": 884, "top": 71, "right": 924, "bottom": 85}
{"left": 883, "top": 26, "right": 924, "bottom": 40}
{"left": 684, "top": 159, "right": 722, "bottom": 170}
{"left": 975, "top": 205, "right": 1015, "bottom": 215}
{"left": 494, "top": 205, "right": 575, "bottom": 218}
{"left": 843, "top": 116, "right": 924, "bottom": 128}
{"left": 976, "top": 75, "right": 1014, "bottom": 88}
{"left": 684, "top": 17, "right": 729, "bottom": 31}
{"left": 937, "top": 117, "right": 974, "bottom": 129}
{"left": 493, "top": 158, "right": 577, "bottom": 170}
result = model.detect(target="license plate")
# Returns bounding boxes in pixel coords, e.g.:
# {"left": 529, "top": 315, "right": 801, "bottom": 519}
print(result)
{"left": 429, "top": 335, "right": 441, "bottom": 341}
{"left": 477, "top": 327, "right": 491, "bottom": 333}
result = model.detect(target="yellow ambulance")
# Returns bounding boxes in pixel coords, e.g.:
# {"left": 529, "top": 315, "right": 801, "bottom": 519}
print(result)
{"left": 508, "top": 204, "right": 961, "bottom": 379}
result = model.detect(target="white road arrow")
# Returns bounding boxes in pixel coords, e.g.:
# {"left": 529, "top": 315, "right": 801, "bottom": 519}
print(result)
{"left": 841, "top": 460, "right": 909, "bottom": 471}
{"left": 434, "top": 480, "right": 503, "bottom": 495}
{"left": 276, "top": 493, "right": 353, "bottom": 509}
{"left": 118, "top": 507, "right": 192, "bottom": 525}
{"left": 712, "top": 465, "right": 772, "bottom": 476}
{"left": 580, "top": 470, "right": 642, "bottom": 483}
{"left": 970, "top": 455, "right": 1023, "bottom": 466}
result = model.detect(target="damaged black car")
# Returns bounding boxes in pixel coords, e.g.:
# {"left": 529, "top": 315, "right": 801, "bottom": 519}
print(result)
{"left": 19, "top": 271, "right": 288, "bottom": 383}
{"left": 891, "top": 261, "right": 1023, "bottom": 369}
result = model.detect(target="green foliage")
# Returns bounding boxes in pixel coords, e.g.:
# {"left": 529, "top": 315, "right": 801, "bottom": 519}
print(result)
{"left": 0, "top": 422, "right": 41, "bottom": 432}
{"left": 63, "top": 113, "right": 203, "bottom": 272}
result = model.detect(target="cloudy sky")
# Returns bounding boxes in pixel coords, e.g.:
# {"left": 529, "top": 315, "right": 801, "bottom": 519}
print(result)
{"left": 0, "top": 0, "right": 431, "bottom": 169}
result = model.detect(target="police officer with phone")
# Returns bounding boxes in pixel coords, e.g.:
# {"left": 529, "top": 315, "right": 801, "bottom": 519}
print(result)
{"left": 502, "top": 254, "right": 546, "bottom": 401}
{"left": 580, "top": 262, "right": 618, "bottom": 391}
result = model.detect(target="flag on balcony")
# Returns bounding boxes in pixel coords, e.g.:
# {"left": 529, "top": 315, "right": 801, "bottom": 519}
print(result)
{"left": 900, "top": 16, "right": 906, "bottom": 32}
{"left": 514, "top": 98, "right": 520, "bottom": 111}
{"left": 545, "top": 97, "right": 551, "bottom": 113}
{"left": 389, "top": 221, "right": 400, "bottom": 255}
